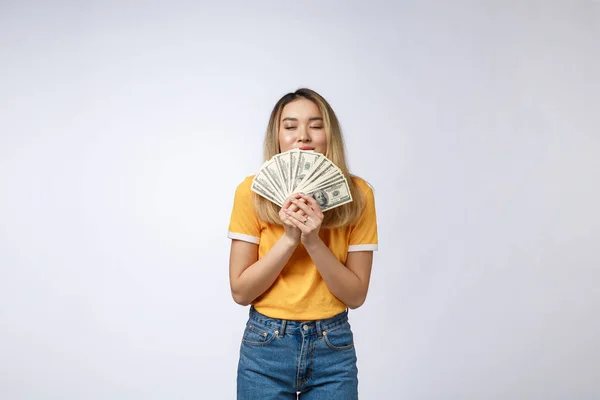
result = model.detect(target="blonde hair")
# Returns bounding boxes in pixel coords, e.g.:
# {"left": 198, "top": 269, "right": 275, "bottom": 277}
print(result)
{"left": 253, "top": 88, "right": 365, "bottom": 228}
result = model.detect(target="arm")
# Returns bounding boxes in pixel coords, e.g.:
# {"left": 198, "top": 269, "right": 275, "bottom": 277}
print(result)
{"left": 304, "top": 241, "right": 373, "bottom": 309}
{"left": 284, "top": 194, "right": 374, "bottom": 309}
{"left": 229, "top": 236, "right": 298, "bottom": 306}
{"left": 229, "top": 197, "right": 305, "bottom": 305}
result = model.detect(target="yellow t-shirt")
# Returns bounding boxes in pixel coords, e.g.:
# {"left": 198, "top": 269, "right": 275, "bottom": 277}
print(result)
{"left": 227, "top": 175, "right": 378, "bottom": 320}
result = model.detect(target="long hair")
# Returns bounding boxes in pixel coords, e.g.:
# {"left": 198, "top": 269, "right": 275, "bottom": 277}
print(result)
{"left": 253, "top": 88, "right": 365, "bottom": 228}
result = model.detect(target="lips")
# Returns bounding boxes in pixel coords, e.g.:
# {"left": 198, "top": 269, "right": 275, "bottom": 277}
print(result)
{"left": 299, "top": 146, "right": 315, "bottom": 150}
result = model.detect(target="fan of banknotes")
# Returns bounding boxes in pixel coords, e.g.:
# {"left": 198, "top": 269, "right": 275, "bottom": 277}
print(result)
{"left": 251, "top": 149, "right": 353, "bottom": 212}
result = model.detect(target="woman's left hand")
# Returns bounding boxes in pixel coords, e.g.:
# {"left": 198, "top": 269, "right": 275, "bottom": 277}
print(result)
{"left": 284, "top": 193, "right": 324, "bottom": 246}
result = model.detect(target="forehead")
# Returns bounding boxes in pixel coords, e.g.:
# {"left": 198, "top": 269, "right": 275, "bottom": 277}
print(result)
{"left": 280, "top": 98, "right": 322, "bottom": 120}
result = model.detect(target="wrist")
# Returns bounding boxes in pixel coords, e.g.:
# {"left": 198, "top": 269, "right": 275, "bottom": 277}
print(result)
{"left": 302, "top": 235, "right": 323, "bottom": 251}
{"left": 281, "top": 233, "right": 300, "bottom": 248}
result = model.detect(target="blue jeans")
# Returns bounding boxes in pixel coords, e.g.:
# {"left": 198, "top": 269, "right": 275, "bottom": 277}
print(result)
{"left": 237, "top": 307, "right": 359, "bottom": 399}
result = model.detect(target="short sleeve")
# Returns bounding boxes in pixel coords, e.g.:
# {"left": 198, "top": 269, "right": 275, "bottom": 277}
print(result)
{"left": 227, "top": 177, "right": 261, "bottom": 244}
{"left": 348, "top": 180, "right": 378, "bottom": 252}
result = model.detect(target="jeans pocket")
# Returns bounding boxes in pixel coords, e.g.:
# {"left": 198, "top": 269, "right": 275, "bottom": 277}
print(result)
{"left": 242, "top": 322, "right": 277, "bottom": 347}
{"left": 323, "top": 321, "right": 354, "bottom": 351}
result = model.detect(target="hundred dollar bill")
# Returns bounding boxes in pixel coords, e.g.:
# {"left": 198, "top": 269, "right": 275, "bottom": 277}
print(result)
{"left": 300, "top": 166, "right": 343, "bottom": 192}
{"left": 291, "top": 150, "right": 323, "bottom": 193}
{"left": 251, "top": 148, "right": 354, "bottom": 211}
{"left": 274, "top": 152, "right": 291, "bottom": 196}
{"left": 306, "top": 179, "right": 353, "bottom": 212}
{"left": 288, "top": 149, "right": 299, "bottom": 194}
{"left": 296, "top": 157, "right": 341, "bottom": 193}
{"left": 251, "top": 177, "right": 284, "bottom": 206}
{"left": 253, "top": 170, "right": 284, "bottom": 204}
{"left": 302, "top": 174, "right": 346, "bottom": 193}
{"left": 262, "top": 158, "right": 287, "bottom": 201}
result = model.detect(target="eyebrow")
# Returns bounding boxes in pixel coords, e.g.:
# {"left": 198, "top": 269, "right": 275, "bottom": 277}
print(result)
{"left": 281, "top": 117, "right": 323, "bottom": 122}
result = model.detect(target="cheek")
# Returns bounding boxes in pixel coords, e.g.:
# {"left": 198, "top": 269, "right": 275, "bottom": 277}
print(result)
{"left": 278, "top": 131, "right": 294, "bottom": 149}
{"left": 316, "top": 130, "right": 327, "bottom": 142}
{"left": 315, "top": 131, "right": 328, "bottom": 148}
{"left": 280, "top": 131, "right": 293, "bottom": 142}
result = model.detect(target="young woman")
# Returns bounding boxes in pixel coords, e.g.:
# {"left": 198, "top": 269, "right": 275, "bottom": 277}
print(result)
{"left": 228, "top": 88, "right": 378, "bottom": 399}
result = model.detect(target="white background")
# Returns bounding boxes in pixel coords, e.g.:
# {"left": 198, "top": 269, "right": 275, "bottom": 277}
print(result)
{"left": 1, "top": 1, "right": 599, "bottom": 399}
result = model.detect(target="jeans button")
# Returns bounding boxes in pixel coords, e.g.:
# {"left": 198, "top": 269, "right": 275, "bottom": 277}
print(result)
{"left": 303, "top": 325, "right": 308, "bottom": 331}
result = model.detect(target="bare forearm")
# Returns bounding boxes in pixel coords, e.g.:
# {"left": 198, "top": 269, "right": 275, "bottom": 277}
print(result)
{"left": 304, "top": 239, "right": 365, "bottom": 308}
{"left": 233, "top": 236, "right": 297, "bottom": 305}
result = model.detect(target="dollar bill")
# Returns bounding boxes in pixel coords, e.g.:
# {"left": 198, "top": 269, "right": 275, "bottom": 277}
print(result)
{"left": 274, "top": 152, "right": 291, "bottom": 195}
{"left": 296, "top": 157, "right": 341, "bottom": 193}
{"left": 302, "top": 174, "right": 346, "bottom": 193}
{"left": 291, "top": 151, "right": 323, "bottom": 193}
{"left": 253, "top": 170, "right": 284, "bottom": 204}
{"left": 251, "top": 177, "right": 283, "bottom": 206}
{"left": 262, "top": 158, "right": 287, "bottom": 201}
{"left": 288, "top": 149, "right": 299, "bottom": 194}
{"left": 306, "top": 179, "right": 353, "bottom": 212}
{"left": 250, "top": 148, "right": 354, "bottom": 211}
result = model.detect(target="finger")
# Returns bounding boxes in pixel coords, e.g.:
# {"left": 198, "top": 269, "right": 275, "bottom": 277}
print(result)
{"left": 286, "top": 212, "right": 309, "bottom": 232}
{"left": 290, "top": 193, "right": 309, "bottom": 202}
{"left": 291, "top": 198, "right": 315, "bottom": 216}
{"left": 286, "top": 202, "right": 302, "bottom": 213}
{"left": 300, "top": 193, "right": 322, "bottom": 213}
{"left": 284, "top": 204, "right": 307, "bottom": 217}
{"left": 281, "top": 197, "right": 294, "bottom": 210}
{"left": 284, "top": 194, "right": 307, "bottom": 211}
{"left": 280, "top": 208, "right": 305, "bottom": 225}
{"left": 280, "top": 212, "right": 300, "bottom": 229}
{"left": 303, "top": 195, "right": 324, "bottom": 218}
{"left": 285, "top": 208, "right": 310, "bottom": 225}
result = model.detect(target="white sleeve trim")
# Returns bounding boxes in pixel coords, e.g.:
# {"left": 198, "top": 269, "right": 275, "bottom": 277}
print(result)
{"left": 228, "top": 232, "right": 260, "bottom": 244}
{"left": 348, "top": 244, "right": 378, "bottom": 252}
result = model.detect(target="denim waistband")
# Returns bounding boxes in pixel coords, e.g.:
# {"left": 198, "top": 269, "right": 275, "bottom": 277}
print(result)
{"left": 248, "top": 306, "right": 349, "bottom": 338}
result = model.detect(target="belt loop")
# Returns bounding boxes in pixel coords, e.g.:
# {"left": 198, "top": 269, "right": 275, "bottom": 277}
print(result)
{"left": 316, "top": 320, "right": 323, "bottom": 338}
{"left": 279, "top": 319, "right": 287, "bottom": 337}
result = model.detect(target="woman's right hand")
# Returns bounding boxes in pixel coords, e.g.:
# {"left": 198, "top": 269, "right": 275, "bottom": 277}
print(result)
{"left": 279, "top": 194, "right": 306, "bottom": 245}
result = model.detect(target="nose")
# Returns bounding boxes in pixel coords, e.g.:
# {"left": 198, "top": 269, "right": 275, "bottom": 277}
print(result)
{"left": 297, "top": 126, "right": 311, "bottom": 142}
